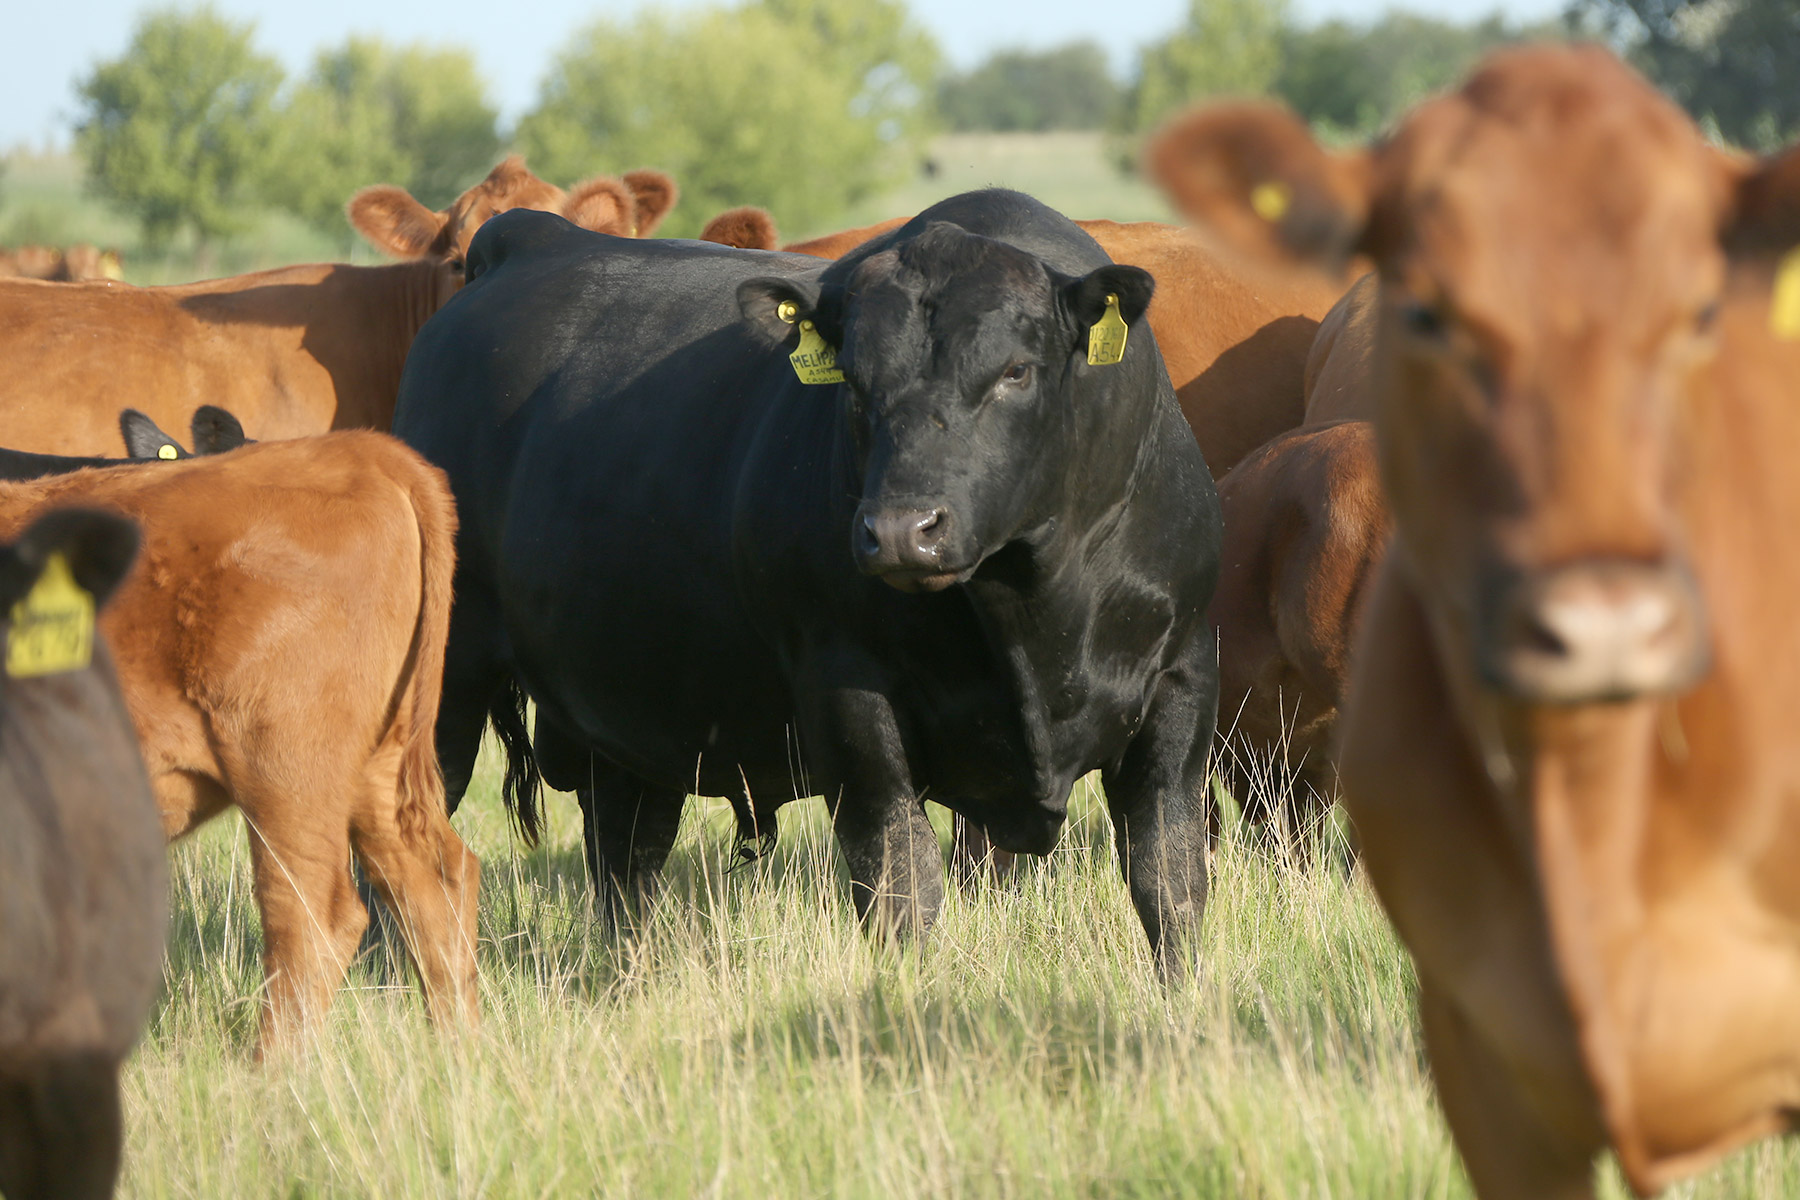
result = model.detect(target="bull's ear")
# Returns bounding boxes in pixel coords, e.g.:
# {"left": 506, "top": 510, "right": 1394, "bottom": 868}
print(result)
{"left": 1147, "top": 100, "right": 1372, "bottom": 272}
{"left": 0, "top": 508, "right": 140, "bottom": 614}
{"left": 737, "top": 275, "right": 826, "bottom": 343}
{"left": 117, "top": 410, "right": 189, "bottom": 460}
{"left": 623, "top": 169, "right": 679, "bottom": 236}
{"left": 564, "top": 176, "right": 636, "bottom": 236}
{"left": 347, "top": 185, "right": 448, "bottom": 259}
{"left": 190, "top": 406, "right": 250, "bottom": 455}
{"left": 1725, "top": 143, "right": 1800, "bottom": 257}
{"left": 1062, "top": 264, "right": 1156, "bottom": 331}
{"left": 702, "top": 207, "right": 780, "bottom": 250}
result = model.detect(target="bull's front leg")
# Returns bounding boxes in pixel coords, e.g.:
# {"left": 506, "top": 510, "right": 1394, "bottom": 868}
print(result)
{"left": 1102, "top": 640, "right": 1220, "bottom": 978}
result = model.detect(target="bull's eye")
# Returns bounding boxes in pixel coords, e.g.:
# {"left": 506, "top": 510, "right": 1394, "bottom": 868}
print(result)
{"left": 999, "top": 362, "right": 1033, "bottom": 388}
{"left": 1400, "top": 302, "right": 1447, "bottom": 340}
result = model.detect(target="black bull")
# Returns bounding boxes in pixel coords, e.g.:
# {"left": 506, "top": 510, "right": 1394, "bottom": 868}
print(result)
{"left": 394, "top": 190, "right": 1224, "bottom": 965}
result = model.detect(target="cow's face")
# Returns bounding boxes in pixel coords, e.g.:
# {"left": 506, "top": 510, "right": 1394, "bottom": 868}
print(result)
{"left": 741, "top": 225, "right": 1154, "bottom": 592}
{"left": 346, "top": 158, "right": 680, "bottom": 275}
{"left": 1151, "top": 45, "right": 1800, "bottom": 710}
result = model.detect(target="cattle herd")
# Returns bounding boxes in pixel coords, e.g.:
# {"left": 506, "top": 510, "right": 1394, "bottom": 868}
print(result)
{"left": 0, "top": 41, "right": 1796, "bottom": 1200}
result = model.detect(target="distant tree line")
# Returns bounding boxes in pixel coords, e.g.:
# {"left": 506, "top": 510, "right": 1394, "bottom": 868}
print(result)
{"left": 69, "top": 0, "right": 1797, "bottom": 253}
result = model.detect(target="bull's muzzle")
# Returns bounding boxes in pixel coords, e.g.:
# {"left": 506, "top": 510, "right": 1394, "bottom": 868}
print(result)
{"left": 852, "top": 503, "right": 961, "bottom": 592}
{"left": 1478, "top": 559, "right": 1708, "bottom": 704}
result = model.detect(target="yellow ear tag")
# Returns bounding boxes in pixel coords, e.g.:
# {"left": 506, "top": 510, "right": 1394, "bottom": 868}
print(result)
{"left": 1250, "top": 181, "right": 1292, "bottom": 223}
{"left": 776, "top": 298, "right": 845, "bottom": 385}
{"left": 6, "top": 553, "right": 95, "bottom": 679}
{"left": 157, "top": 444, "right": 178, "bottom": 460}
{"left": 1772, "top": 247, "right": 1800, "bottom": 341}
{"left": 1087, "top": 293, "right": 1128, "bottom": 367}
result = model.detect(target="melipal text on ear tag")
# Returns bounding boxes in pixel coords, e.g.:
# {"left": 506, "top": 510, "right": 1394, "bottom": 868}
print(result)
{"left": 1087, "top": 293, "right": 1128, "bottom": 366}
{"left": 789, "top": 319, "right": 846, "bottom": 386}
{"left": 1773, "top": 247, "right": 1800, "bottom": 341}
{"left": 6, "top": 552, "right": 95, "bottom": 678}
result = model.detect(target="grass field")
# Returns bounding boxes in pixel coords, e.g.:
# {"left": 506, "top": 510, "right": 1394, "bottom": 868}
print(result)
{"left": 117, "top": 745, "right": 1800, "bottom": 1199}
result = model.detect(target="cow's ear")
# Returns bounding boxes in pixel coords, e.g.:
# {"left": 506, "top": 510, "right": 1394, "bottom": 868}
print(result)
{"left": 117, "top": 410, "right": 189, "bottom": 460}
{"left": 190, "top": 406, "right": 251, "bottom": 456}
{"left": 1147, "top": 100, "right": 1372, "bottom": 272}
{"left": 0, "top": 508, "right": 140, "bottom": 615}
{"left": 623, "top": 169, "right": 679, "bottom": 236}
{"left": 347, "top": 185, "right": 448, "bottom": 259}
{"left": 701, "top": 207, "right": 780, "bottom": 250}
{"left": 1061, "top": 264, "right": 1156, "bottom": 332}
{"left": 564, "top": 177, "right": 636, "bottom": 236}
{"left": 737, "top": 275, "right": 826, "bottom": 343}
{"left": 1725, "top": 142, "right": 1800, "bottom": 257}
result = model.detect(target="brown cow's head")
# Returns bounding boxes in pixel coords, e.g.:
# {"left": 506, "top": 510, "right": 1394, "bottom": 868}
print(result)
{"left": 1150, "top": 44, "right": 1800, "bottom": 711}
{"left": 346, "top": 157, "right": 681, "bottom": 271}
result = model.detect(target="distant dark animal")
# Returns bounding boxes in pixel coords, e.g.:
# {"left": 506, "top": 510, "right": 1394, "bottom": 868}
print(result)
{"left": 396, "top": 191, "right": 1223, "bottom": 968}
{"left": 0, "top": 508, "right": 164, "bottom": 1200}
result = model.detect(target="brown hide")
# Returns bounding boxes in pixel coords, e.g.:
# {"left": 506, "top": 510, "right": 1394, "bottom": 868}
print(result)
{"left": 1152, "top": 42, "right": 1800, "bottom": 1197}
{"left": 1301, "top": 272, "right": 1379, "bottom": 423}
{"left": 0, "top": 513, "right": 164, "bottom": 1199}
{"left": 0, "top": 434, "right": 479, "bottom": 1052}
{"left": 699, "top": 210, "right": 1345, "bottom": 479}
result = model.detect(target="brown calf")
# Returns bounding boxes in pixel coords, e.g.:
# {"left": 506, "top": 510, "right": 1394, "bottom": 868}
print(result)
{"left": 0, "top": 158, "right": 678, "bottom": 457}
{"left": 0, "top": 434, "right": 477, "bottom": 1051}
{"left": 697, "top": 208, "right": 1345, "bottom": 478}
{"left": 0, "top": 510, "right": 164, "bottom": 1200}
{"left": 1152, "top": 44, "right": 1800, "bottom": 1197}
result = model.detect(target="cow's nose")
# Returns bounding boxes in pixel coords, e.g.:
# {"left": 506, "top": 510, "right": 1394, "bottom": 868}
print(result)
{"left": 852, "top": 505, "right": 951, "bottom": 580}
{"left": 1481, "top": 560, "right": 1708, "bottom": 704}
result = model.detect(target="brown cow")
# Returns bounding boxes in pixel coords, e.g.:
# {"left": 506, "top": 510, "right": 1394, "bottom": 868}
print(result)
{"left": 1301, "top": 271, "right": 1378, "bottom": 423}
{"left": 1151, "top": 44, "right": 1800, "bottom": 1198}
{"left": 0, "top": 433, "right": 477, "bottom": 1051}
{"left": 0, "top": 158, "right": 679, "bottom": 457}
{"left": 697, "top": 207, "right": 1346, "bottom": 479}
{"left": 0, "top": 509, "right": 164, "bottom": 1200}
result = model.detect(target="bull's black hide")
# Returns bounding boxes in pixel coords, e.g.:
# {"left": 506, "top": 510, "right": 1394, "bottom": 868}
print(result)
{"left": 394, "top": 189, "right": 1223, "bottom": 966}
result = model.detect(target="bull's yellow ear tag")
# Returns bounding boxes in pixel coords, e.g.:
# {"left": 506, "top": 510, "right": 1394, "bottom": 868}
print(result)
{"left": 778, "top": 300, "right": 844, "bottom": 385}
{"left": 157, "top": 444, "right": 178, "bottom": 460}
{"left": 1772, "top": 247, "right": 1800, "bottom": 341}
{"left": 6, "top": 553, "right": 95, "bottom": 678}
{"left": 1087, "top": 293, "right": 1128, "bottom": 366}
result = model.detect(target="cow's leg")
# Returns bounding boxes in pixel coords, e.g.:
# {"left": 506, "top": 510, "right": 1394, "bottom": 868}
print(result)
{"left": 949, "top": 814, "right": 1017, "bottom": 887}
{"left": 435, "top": 582, "right": 511, "bottom": 814}
{"left": 576, "top": 760, "right": 688, "bottom": 929}
{"left": 1101, "top": 641, "right": 1218, "bottom": 978}
{"left": 351, "top": 773, "right": 481, "bottom": 1029}
{"left": 245, "top": 814, "right": 367, "bottom": 1052}
{"left": 0, "top": 1054, "right": 123, "bottom": 1200}
{"left": 832, "top": 789, "right": 942, "bottom": 941}
{"left": 1421, "top": 983, "right": 1598, "bottom": 1200}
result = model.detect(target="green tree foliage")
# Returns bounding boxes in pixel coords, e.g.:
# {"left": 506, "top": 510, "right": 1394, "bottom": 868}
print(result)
{"left": 1571, "top": 0, "right": 1800, "bottom": 150}
{"left": 73, "top": 7, "right": 284, "bottom": 249}
{"left": 1121, "top": 0, "right": 1290, "bottom": 136}
{"left": 938, "top": 42, "right": 1120, "bottom": 132}
{"left": 518, "top": 3, "right": 938, "bottom": 238}
{"left": 266, "top": 38, "right": 502, "bottom": 231}
{"left": 762, "top": 0, "right": 942, "bottom": 142}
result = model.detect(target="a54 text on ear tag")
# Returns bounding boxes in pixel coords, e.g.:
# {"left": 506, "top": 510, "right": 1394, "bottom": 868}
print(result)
{"left": 776, "top": 300, "right": 845, "bottom": 385}
{"left": 1087, "top": 293, "right": 1128, "bottom": 366}
{"left": 6, "top": 552, "right": 95, "bottom": 678}
{"left": 1773, "top": 247, "right": 1800, "bottom": 341}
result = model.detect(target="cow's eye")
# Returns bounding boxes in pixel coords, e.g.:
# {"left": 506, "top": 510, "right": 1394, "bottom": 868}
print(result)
{"left": 999, "top": 362, "right": 1033, "bottom": 387}
{"left": 1694, "top": 300, "right": 1720, "bottom": 334}
{"left": 1400, "top": 302, "right": 1447, "bottom": 340}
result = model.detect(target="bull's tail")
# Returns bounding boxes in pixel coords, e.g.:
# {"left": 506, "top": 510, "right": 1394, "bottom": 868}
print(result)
{"left": 487, "top": 679, "right": 544, "bottom": 846}
{"left": 394, "top": 452, "right": 461, "bottom": 846}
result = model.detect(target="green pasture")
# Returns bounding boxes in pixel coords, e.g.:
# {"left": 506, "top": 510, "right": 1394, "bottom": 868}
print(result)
{"left": 120, "top": 745, "right": 1800, "bottom": 1199}
{"left": 0, "top": 132, "right": 1168, "bottom": 286}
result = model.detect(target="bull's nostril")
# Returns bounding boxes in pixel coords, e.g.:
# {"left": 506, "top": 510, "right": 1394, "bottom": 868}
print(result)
{"left": 916, "top": 510, "right": 942, "bottom": 533}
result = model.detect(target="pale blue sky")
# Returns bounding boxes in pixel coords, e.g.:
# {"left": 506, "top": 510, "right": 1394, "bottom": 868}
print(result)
{"left": 3, "top": 0, "right": 1565, "bottom": 151}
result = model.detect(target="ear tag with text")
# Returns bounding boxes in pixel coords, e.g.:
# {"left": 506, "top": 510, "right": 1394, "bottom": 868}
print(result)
{"left": 157, "top": 444, "right": 178, "bottom": 460}
{"left": 777, "top": 300, "right": 845, "bottom": 385}
{"left": 6, "top": 552, "right": 95, "bottom": 678}
{"left": 1773, "top": 247, "right": 1800, "bottom": 341}
{"left": 1087, "top": 293, "right": 1128, "bottom": 366}
{"left": 1251, "top": 181, "right": 1292, "bottom": 223}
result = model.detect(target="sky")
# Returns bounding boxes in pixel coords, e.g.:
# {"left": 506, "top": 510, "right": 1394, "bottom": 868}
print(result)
{"left": 3, "top": 0, "right": 1567, "bottom": 152}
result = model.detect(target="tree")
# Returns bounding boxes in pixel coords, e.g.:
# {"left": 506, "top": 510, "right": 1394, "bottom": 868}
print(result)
{"left": 74, "top": 8, "right": 284, "bottom": 251}
{"left": 938, "top": 42, "right": 1120, "bottom": 132}
{"left": 1570, "top": 0, "right": 1800, "bottom": 150}
{"left": 518, "top": 4, "right": 927, "bottom": 238}
{"left": 265, "top": 38, "right": 501, "bottom": 231}
{"left": 759, "top": 0, "right": 942, "bottom": 142}
{"left": 1120, "top": 0, "right": 1290, "bottom": 136}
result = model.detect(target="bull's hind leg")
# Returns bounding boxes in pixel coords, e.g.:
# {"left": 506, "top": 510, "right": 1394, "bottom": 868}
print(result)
{"left": 576, "top": 760, "right": 688, "bottom": 930}
{"left": 0, "top": 1054, "right": 124, "bottom": 1200}
{"left": 244, "top": 809, "right": 368, "bottom": 1052}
